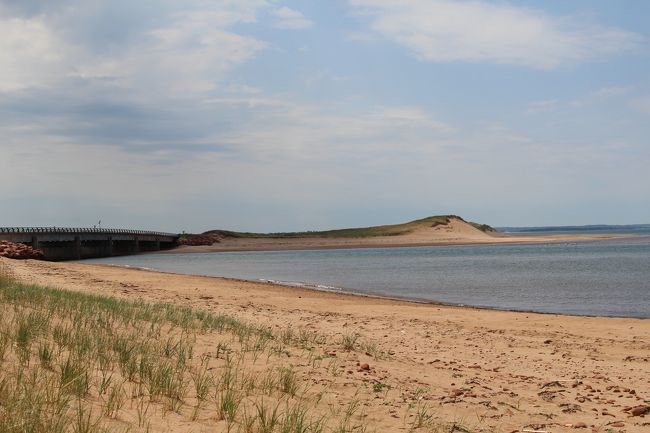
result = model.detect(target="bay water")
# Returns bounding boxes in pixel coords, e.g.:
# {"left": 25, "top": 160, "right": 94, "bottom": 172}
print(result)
{"left": 81, "top": 230, "right": 650, "bottom": 318}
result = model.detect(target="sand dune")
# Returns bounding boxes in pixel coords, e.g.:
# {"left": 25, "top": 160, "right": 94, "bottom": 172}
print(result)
{"left": 171, "top": 217, "right": 624, "bottom": 253}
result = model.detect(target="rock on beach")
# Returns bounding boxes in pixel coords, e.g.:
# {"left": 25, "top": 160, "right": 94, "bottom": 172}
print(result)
{"left": 0, "top": 240, "right": 45, "bottom": 260}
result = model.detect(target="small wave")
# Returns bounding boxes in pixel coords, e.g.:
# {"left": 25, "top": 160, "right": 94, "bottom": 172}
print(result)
{"left": 258, "top": 278, "right": 344, "bottom": 293}
{"left": 101, "top": 263, "right": 156, "bottom": 272}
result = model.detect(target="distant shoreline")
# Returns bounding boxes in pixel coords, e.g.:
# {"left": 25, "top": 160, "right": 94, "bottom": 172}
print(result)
{"left": 172, "top": 215, "right": 640, "bottom": 254}
{"left": 499, "top": 223, "right": 650, "bottom": 233}
{"left": 165, "top": 232, "right": 633, "bottom": 254}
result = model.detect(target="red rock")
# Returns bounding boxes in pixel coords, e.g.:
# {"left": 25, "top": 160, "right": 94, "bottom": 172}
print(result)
{"left": 0, "top": 241, "right": 44, "bottom": 260}
{"left": 573, "top": 422, "right": 587, "bottom": 428}
{"left": 449, "top": 389, "right": 463, "bottom": 397}
{"left": 359, "top": 363, "right": 370, "bottom": 371}
{"left": 629, "top": 405, "right": 650, "bottom": 416}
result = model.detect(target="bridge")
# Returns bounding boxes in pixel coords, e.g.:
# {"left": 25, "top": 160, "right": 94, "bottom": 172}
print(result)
{"left": 0, "top": 227, "right": 179, "bottom": 261}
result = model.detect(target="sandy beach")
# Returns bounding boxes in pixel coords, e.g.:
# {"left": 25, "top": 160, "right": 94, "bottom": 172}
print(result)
{"left": 3, "top": 2, "right": 647, "bottom": 433}
{"left": 3, "top": 257, "right": 649, "bottom": 433}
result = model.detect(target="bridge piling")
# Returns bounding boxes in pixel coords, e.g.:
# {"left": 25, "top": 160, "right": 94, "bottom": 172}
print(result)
{"left": 74, "top": 236, "right": 81, "bottom": 260}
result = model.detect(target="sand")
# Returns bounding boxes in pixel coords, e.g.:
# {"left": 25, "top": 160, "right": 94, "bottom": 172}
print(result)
{"left": 170, "top": 218, "right": 628, "bottom": 253}
{"left": 3, "top": 256, "right": 649, "bottom": 433}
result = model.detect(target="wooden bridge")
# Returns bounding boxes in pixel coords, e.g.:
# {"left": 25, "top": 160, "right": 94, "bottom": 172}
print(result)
{"left": 0, "top": 227, "right": 179, "bottom": 261}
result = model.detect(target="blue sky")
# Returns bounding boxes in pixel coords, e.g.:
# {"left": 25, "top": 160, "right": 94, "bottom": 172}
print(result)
{"left": 1, "top": 0, "right": 649, "bottom": 232}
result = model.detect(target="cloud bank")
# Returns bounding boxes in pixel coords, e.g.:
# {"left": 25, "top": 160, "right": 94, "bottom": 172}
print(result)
{"left": 0, "top": 1, "right": 648, "bottom": 230}
{"left": 349, "top": 0, "right": 642, "bottom": 68}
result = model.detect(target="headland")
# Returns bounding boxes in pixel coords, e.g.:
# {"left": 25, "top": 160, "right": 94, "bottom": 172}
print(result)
{"left": 172, "top": 215, "right": 625, "bottom": 253}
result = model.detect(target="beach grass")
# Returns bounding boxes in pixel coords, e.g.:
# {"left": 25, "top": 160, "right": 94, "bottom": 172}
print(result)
{"left": 0, "top": 259, "right": 495, "bottom": 433}
{"left": 0, "top": 270, "right": 327, "bottom": 432}
{"left": 204, "top": 215, "right": 459, "bottom": 239}
{"left": 467, "top": 222, "right": 496, "bottom": 233}
{"left": 0, "top": 267, "right": 478, "bottom": 433}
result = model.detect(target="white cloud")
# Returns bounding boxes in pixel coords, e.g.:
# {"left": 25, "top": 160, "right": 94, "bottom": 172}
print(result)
{"left": 569, "top": 85, "right": 633, "bottom": 107}
{"left": 225, "top": 83, "right": 262, "bottom": 94}
{"left": 526, "top": 86, "right": 635, "bottom": 111}
{"left": 0, "top": 1, "right": 269, "bottom": 95}
{"left": 271, "top": 6, "right": 312, "bottom": 29}
{"left": 202, "top": 96, "right": 288, "bottom": 108}
{"left": 1, "top": 1, "right": 648, "bottom": 230}
{"left": 213, "top": 103, "right": 453, "bottom": 163}
{"left": 3, "top": 88, "right": 648, "bottom": 229}
{"left": 527, "top": 99, "right": 560, "bottom": 114}
{"left": 349, "top": 0, "right": 641, "bottom": 69}
{"left": 590, "top": 86, "right": 632, "bottom": 99}
{"left": 0, "top": 94, "right": 458, "bottom": 230}
{"left": 304, "top": 69, "right": 350, "bottom": 85}
{"left": 130, "top": 21, "right": 265, "bottom": 94}
{"left": 0, "top": 16, "right": 70, "bottom": 91}
{"left": 631, "top": 96, "right": 650, "bottom": 114}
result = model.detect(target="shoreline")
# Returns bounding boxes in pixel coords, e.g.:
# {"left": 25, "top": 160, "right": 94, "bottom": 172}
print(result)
{"left": 3, "top": 257, "right": 650, "bottom": 432}
{"left": 89, "top": 262, "right": 650, "bottom": 320}
{"left": 5, "top": 256, "right": 647, "bottom": 330}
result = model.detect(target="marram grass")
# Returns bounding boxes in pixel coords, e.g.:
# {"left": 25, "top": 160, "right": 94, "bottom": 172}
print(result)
{"left": 0, "top": 268, "right": 474, "bottom": 433}
{"left": 0, "top": 271, "right": 359, "bottom": 433}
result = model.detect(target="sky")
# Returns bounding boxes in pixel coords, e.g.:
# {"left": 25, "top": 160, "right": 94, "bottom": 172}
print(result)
{"left": 1, "top": 0, "right": 649, "bottom": 233}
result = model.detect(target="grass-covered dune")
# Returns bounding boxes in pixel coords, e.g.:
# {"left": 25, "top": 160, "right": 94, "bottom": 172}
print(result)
{"left": 202, "top": 215, "right": 496, "bottom": 239}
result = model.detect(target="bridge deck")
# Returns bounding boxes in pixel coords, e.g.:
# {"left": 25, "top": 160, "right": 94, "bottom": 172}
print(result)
{"left": 0, "top": 228, "right": 179, "bottom": 260}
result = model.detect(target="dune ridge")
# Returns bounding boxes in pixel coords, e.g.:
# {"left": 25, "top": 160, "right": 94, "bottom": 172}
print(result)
{"left": 173, "top": 216, "right": 622, "bottom": 253}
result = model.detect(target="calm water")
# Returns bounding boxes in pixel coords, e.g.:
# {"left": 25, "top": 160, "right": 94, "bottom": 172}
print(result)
{"left": 81, "top": 233, "right": 650, "bottom": 318}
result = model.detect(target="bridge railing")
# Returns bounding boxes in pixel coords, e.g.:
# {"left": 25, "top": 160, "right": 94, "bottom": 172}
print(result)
{"left": 0, "top": 227, "right": 179, "bottom": 237}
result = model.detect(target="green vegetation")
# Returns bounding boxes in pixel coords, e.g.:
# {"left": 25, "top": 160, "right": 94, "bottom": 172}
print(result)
{"left": 205, "top": 215, "right": 482, "bottom": 239}
{"left": 0, "top": 266, "right": 484, "bottom": 433}
{"left": 0, "top": 271, "right": 338, "bottom": 433}
{"left": 467, "top": 222, "right": 496, "bottom": 233}
{"left": 340, "top": 332, "right": 360, "bottom": 351}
